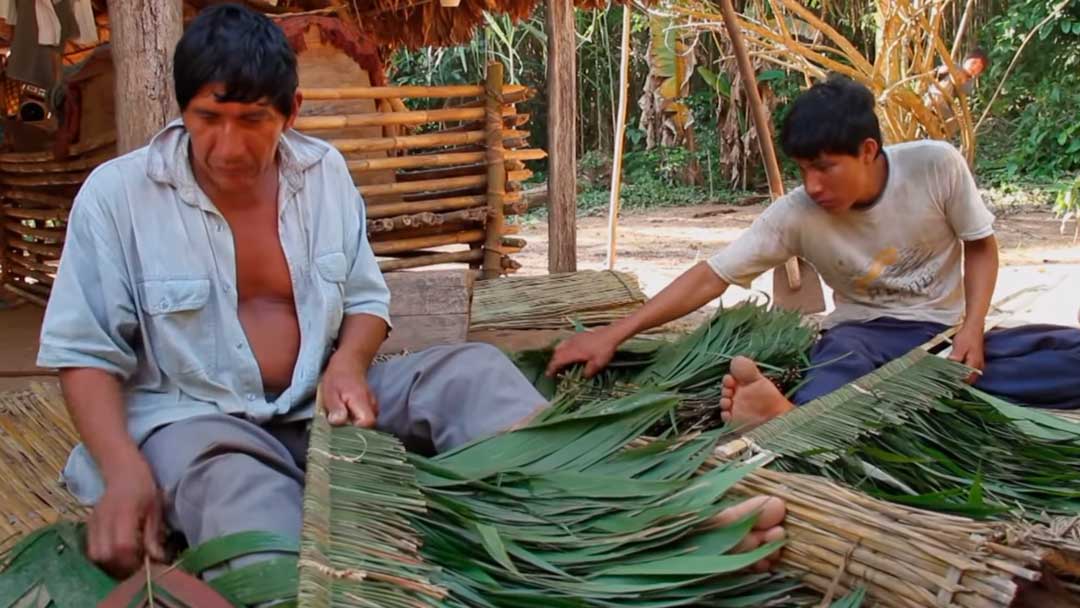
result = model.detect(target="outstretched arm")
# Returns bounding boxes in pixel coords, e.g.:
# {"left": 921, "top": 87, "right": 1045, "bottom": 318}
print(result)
{"left": 546, "top": 262, "right": 729, "bottom": 377}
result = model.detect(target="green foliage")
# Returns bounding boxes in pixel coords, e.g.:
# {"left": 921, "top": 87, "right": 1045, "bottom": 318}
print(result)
{"left": 975, "top": 0, "right": 1080, "bottom": 181}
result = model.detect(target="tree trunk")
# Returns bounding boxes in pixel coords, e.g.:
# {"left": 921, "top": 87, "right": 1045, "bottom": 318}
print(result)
{"left": 545, "top": 0, "right": 577, "bottom": 273}
{"left": 108, "top": 0, "right": 183, "bottom": 154}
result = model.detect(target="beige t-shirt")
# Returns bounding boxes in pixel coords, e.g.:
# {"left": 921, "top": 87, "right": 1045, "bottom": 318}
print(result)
{"left": 707, "top": 140, "right": 995, "bottom": 328}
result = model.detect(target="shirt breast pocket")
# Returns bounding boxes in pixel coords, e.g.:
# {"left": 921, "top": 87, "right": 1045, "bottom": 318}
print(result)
{"left": 137, "top": 278, "right": 216, "bottom": 376}
{"left": 315, "top": 251, "right": 347, "bottom": 331}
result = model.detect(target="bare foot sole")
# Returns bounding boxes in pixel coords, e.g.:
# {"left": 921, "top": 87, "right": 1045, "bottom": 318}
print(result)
{"left": 720, "top": 356, "right": 795, "bottom": 428}
{"left": 712, "top": 495, "right": 787, "bottom": 571}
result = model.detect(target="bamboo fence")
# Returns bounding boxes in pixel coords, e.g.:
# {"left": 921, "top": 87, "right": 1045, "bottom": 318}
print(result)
{"left": 0, "top": 133, "right": 117, "bottom": 306}
{"left": 0, "top": 64, "right": 543, "bottom": 304}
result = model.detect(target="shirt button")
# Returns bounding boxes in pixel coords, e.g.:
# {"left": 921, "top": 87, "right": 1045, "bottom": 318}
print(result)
{"left": 216, "top": 223, "right": 223, "bottom": 232}
{"left": 159, "top": 298, "right": 168, "bottom": 309}
{"left": 247, "top": 394, "right": 257, "bottom": 401}
{"left": 235, "top": 343, "right": 244, "bottom": 350}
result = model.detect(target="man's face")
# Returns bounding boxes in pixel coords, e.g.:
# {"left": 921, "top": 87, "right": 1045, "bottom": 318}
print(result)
{"left": 793, "top": 138, "right": 880, "bottom": 213}
{"left": 182, "top": 83, "right": 301, "bottom": 193}
{"left": 963, "top": 57, "right": 987, "bottom": 77}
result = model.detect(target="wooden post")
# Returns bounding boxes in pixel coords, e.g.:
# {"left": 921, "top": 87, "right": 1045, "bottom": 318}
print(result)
{"left": 545, "top": 0, "right": 577, "bottom": 273}
{"left": 481, "top": 63, "right": 508, "bottom": 279}
{"left": 718, "top": 0, "right": 825, "bottom": 312}
{"left": 605, "top": 5, "right": 633, "bottom": 270}
{"left": 108, "top": 0, "right": 183, "bottom": 154}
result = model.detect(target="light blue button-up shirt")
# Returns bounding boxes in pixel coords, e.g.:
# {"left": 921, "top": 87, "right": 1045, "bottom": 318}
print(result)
{"left": 37, "top": 120, "right": 391, "bottom": 503}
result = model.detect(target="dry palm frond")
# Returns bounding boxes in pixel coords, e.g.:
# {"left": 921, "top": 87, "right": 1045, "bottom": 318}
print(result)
{"left": 470, "top": 270, "right": 646, "bottom": 331}
{"left": 0, "top": 383, "right": 87, "bottom": 548}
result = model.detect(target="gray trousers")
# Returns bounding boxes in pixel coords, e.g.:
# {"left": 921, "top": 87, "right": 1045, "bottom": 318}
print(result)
{"left": 140, "top": 343, "right": 546, "bottom": 560}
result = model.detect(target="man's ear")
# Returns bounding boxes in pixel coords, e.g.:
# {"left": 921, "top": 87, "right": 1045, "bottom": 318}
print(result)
{"left": 284, "top": 91, "right": 303, "bottom": 130}
{"left": 860, "top": 138, "right": 879, "bottom": 163}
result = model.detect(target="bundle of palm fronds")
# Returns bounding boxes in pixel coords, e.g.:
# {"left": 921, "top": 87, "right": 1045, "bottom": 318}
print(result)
{"left": 743, "top": 355, "right": 1080, "bottom": 520}
{"left": 299, "top": 390, "right": 824, "bottom": 607}
{"left": 526, "top": 302, "right": 816, "bottom": 434}
{"left": 726, "top": 465, "right": 1047, "bottom": 608}
{"left": 469, "top": 270, "right": 647, "bottom": 331}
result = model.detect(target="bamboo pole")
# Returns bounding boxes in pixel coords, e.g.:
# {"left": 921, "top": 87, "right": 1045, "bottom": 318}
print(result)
{"left": 2, "top": 208, "right": 69, "bottom": 222}
{"left": 482, "top": 63, "right": 509, "bottom": 280}
{"left": 0, "top": 190, "right": 73, "bottom": 208}
{"left": 367, "top": 208, "right": 488, "bottom": 234}
{"left": 5, "top": 254, "right": 56, "bottom": 276}
{"left": 377, "top": 249, "right": 483, "bottom": 272}
{"left": 605, "top": 4, "right": 633, "bottom": 271}
{"left": 371, "top": 229, "right": 486, "bottom": 255}
{"left": 366, "top": 193, "right": 523, "bottom": 219}
{"left": 0, "top": 131, "right": 116, "bottom": 163}
{"left": 329, "top": 130, "right": 529, "bottom": 154}
{"left": 716, "top": 0, "right": 809, "bottom": 299}
{"left": 4, "top": 238, "right": 61, "bottom": 258}
{"left": 3, "top": 284, "right": 48, "bottom": 307}
{"left": 301, "top": 84, "right": 528, "bottom": 101}
{"left": 346, "top": 149, "right": 545, "bottom": 173}
{"left": 0, "top": 152, "right": 114, "bottom": 174}
{"left": 359, "top": 175, "right": 486, "bottom": 198}
{"left": 0, "top": 172, "right": 88, "bottom": 187}
{"left": 4, "top": 222, "right": 65, "bottom": 241}
{"left": 358, "top": 169, "right": 531, "bottom": 198}
{"left": 293, "top": 107, "right": 512, "bottom": 131}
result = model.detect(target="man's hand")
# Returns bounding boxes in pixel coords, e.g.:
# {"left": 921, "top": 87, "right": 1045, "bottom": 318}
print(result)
{"left": 88, "top": 458, "right": 165, "bottom": 578}
{"left": 546, "top": 328, "right": 621, "bottom": 379}
{"left": 949, "top": 324, "right": 986, "bottom": 384}
{"left": 320, "top": 353, "right": 378, "bottom": 427}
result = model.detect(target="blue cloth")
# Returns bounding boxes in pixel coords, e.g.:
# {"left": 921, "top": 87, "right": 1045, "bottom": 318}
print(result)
{"left": 792, "top": 317, "right": 1080, "bottom": 409}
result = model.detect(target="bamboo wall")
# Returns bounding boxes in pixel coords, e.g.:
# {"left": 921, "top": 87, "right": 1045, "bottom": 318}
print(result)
{"left": 0, "top": 66, "right": 542, "bottom": 304}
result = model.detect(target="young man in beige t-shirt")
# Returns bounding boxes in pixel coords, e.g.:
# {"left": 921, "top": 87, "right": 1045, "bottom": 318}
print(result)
{"left": 547, "top": 75, "right": 1080, "bottom": 426}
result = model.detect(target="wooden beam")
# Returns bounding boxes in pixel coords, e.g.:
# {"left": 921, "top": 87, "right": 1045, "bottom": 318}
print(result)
{"left": 482, "top": 62, "right": 508, "bottom": 279}
{"left": 108, "top": 0, "right": 182, "bottom": 154}
{"left": 545, "top": 0, "right": 578, "bottom": 273}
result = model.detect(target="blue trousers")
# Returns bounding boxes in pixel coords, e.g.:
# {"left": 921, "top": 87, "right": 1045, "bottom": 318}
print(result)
{"left": 792, "top": 318, "right": 1080, "bottom": 409}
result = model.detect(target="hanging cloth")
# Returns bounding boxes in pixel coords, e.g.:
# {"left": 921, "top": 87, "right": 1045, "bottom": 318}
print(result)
{"left": 1, "top": 0, "right": 17, "bottom": 25}
{"left": 53, "top": 0, "right": 78, "bottom": 44}
{"left": 70, "top": 0, "right": 96, "bottom": 43}
{"left": 34, "top": 0, "right": 60, "bottom": 45}
{"left": 7, "top": 0, "right": 60, "bottom": 90}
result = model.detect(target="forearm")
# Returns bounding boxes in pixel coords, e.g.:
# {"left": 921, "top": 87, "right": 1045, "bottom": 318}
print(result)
{"left": 608, "top": 262, "right": 729, "bottom": 343}
{"left": 331, "top": 313, "right": 389, "bottom": 374}
{"left": 58, "top": 368, "right": 144, "bottom": 483}
{"left": 962, "top": 236, "right": 998, "bottom": 327}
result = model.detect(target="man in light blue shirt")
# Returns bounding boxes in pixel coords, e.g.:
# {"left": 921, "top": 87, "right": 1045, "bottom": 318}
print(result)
{"left": 38, "top": 4, "right": 547, "bottom": 578}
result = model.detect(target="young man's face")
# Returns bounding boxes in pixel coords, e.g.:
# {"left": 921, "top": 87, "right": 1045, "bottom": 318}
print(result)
{"left": 794, "top": 138, "right": 881, "bottom": 213}
{"left": 182, "top": 83, "right": 302, "bottom": 193}
{"left": 963, "top": 57, "right": 987, "bottom": 77}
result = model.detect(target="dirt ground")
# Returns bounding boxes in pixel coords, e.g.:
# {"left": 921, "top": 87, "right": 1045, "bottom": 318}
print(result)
{"left": 2, "top": 203, "right": 1078, "bottom": 394}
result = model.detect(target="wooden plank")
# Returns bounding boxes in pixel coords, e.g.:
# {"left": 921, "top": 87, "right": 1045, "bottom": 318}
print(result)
{"left": 378, "top": 269, "right": 474, "bottom": 354}
{"left": 384, "top": 269, "right": 473, "bottom": 316}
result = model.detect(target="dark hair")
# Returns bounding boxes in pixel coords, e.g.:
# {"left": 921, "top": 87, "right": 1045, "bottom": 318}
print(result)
{"left": 779, "top": 74, "right": 882, "bottom": 159}
{"left": 174, "top": 4, "right": 298, "bottom": 117}
{"left": 966, "top": 47, "right": 989, "bottom": 65}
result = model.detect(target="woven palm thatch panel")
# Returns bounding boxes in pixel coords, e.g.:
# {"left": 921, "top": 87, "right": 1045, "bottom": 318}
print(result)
{"left": 470, "top": 270, "right": 647, "bottom": 331}
{"left": 0, "top": 383, "right": 85, "bottom": 547}
{"left": 298, "top": 414, "right": 447, "bottom": 607}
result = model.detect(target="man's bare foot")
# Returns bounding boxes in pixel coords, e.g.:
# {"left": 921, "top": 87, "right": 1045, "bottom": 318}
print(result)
{"left": 720, "top": 356, "right": 795, "bottom": 428}
{"left": 711, "top": 495, "right": 787, "bottom": 572}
